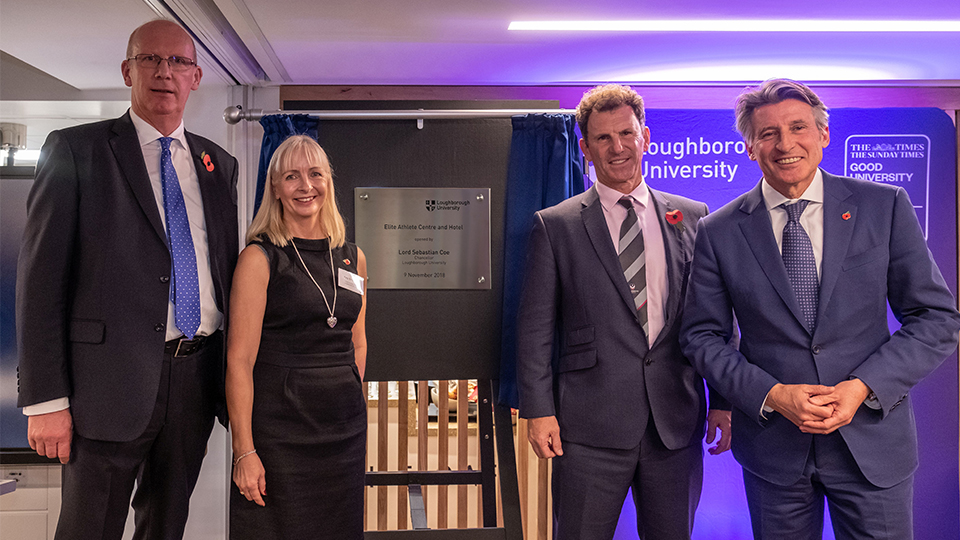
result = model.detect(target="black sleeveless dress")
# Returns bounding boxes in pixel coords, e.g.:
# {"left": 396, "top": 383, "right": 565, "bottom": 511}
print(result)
{"left": 230, "top": 237, "right": 366, "bottom": 539}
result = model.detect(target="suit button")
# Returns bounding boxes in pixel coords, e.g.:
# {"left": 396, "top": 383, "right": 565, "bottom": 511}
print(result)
{"left": 645, "top": 359, "right": 653, "bottom": 366}
{"left": 155, "top": 323, "right": 165, "bottom": 332}
{"left": 812, "top": 345, "right": 822, "bottom": 354}
{"left": 160, "top": 276, "right": 170, "bottom": 283}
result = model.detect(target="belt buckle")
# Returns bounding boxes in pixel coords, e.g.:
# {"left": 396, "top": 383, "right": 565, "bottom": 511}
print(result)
{"left": 173, "top": 338, "right": 190, "bottom": 358}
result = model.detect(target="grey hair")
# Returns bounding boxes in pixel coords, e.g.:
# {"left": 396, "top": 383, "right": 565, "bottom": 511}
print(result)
{"left": 734, "top": 78, "right": 829, "bottom": 144}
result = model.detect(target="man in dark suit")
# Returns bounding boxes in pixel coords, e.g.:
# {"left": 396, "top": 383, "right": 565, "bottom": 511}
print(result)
{"left": 517, "top": 84, "right": 732, "bottom": 540}
{"left": 681, "top": 78, "right": 960, "bottom": 539}
{"left": 16, "top": 19, "right": 239, "bottom": 540}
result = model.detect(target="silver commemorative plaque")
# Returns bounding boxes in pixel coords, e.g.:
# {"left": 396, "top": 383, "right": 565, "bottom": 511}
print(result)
{"left": 355, "top": 188, "right": 491, "bottom": 289}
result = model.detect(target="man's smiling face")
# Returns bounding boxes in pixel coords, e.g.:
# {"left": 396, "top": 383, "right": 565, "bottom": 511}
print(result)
{"left": 579, "top": 104, "right": 651, "bottom": 195}
{"left": 747, "top": 98, "right": 830, "bottom": 199}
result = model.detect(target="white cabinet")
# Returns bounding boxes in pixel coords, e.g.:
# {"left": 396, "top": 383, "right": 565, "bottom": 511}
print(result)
{"left": 0, "top": 465, "right": 61, "bottom": 540}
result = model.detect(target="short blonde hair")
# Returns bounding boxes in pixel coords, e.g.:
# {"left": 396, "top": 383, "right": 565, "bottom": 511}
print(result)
{"left": 576, "top": 84, "right": 645, "bottom": 141}
{"left": 246, "top": 135, "right": 346, "bottom": 248}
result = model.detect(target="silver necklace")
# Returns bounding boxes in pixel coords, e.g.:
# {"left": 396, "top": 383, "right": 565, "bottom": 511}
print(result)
{"left": 291, "top": 239, "right": 338, "bottom": 328}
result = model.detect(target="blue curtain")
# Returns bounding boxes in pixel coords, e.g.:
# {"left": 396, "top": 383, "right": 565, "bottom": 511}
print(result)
{"left": 254, "top": 114, "right": 320, "bottom": 215}
{"left": 499, "top": 114, "right": 585, "bottom": 407}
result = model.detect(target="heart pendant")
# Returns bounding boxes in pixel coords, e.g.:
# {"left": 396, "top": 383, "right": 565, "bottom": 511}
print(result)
{"left": 327, "top": 316, "right": 338, "bottom": 328}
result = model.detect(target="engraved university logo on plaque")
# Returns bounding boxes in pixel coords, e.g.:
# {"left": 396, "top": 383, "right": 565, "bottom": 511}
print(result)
{"left": 425, "top": 200, "right": 436, "bottom": 212}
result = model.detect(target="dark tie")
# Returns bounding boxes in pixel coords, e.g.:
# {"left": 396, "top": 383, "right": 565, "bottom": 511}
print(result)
{"left": 618, "top": 197, "right": 648, "bottom": 337}
{"left": 781, "top": 200, "right": 818, "bottom": 333}
{"left": 159, "top": 137, "right": 201, "bottom": 339}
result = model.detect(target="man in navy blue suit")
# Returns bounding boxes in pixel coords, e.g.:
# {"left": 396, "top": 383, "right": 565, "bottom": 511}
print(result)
{"left": 681, "top": 78, "right": 960, "bottom": 539}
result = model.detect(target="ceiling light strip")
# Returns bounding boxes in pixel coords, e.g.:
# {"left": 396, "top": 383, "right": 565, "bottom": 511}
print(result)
{"left": 508, "top": 20, "right": 960, "bottom": 32}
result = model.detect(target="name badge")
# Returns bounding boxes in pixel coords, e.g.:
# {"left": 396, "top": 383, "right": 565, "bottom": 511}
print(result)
{"left": 339, "top": 267, "right": 365, "bottom": 295}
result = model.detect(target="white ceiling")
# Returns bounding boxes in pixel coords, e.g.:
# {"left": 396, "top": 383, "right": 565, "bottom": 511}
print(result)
{"left": 2, "top": 0, "right": 960, "bottom": 92}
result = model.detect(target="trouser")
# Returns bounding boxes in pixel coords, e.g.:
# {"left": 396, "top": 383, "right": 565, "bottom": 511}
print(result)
{"left": 743, "top": 431, "right": 913, "bottom": 540}
{"left": 552, "top": 418, "right": 703, "bottom": 540}
{"left": 55, "top": 337, "right": 220, "bottom": 540}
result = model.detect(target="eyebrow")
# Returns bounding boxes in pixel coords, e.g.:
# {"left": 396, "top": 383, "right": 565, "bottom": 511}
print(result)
{"left": 758, "top": 118, "right": 808, "bottom": 132}
{"left": 592, "top": 127, "right": 634, "bottom": 138}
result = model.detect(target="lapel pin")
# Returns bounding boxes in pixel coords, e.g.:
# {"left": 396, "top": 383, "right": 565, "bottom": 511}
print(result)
{"left": 343, "top": 259, "right": 351, "bottom": 265}
{"left": 842, "top": 211, "right": 852, "bottom": 221}
{"left": 200, "top": 151, "right": 215, "bottom": 172}
{"left": 666, "top": 209, "right": 685, "bottom": 233}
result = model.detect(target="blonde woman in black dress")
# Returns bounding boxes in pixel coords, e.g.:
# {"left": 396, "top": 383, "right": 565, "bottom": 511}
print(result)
{"left": 226, "top": 135, "right": 367, "bottom": 539}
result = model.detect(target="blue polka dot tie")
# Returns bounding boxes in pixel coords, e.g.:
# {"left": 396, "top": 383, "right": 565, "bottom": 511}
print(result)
{"left": 781, "top": 200, "right": 819, "bottom": 333}
{"left": 159, "top": 137, "right": 201, "bottom": 339}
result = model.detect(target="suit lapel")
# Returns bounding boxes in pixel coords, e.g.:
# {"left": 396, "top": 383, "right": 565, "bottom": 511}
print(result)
{"left": 186, "top": 132, "right": 227, "bottom": 310}
{"left": 738, "top": 182, "right": 810, "bottom": 331}
{"left": 186, "top": 132, "right": 222, "bottom": 234}
{"left": 581, "top": 186, "right": 638, "bottom": 316}
{"left": 647, "top": 188, "right": 683, "bottom": 347}
{"left": 109, "top": 112, "right": 167, "bottom": 243}
{"left": 817, "top": 171, "right": 856, "bottom": 328}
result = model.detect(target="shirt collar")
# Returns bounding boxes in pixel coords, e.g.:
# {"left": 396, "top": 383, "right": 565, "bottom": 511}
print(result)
{"left": 130, "top": 109, "right": 187, "bottom": 150}
{"left": 596, "top": 180, "right": 650, "bottom": 213}
{"left": 762, "top": 168, "right": 824, "bottom": 211}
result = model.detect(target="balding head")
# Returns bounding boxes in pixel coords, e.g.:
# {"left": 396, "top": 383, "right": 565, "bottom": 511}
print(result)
{"left": 121, "top": 19, "right": 202, "bottom": 135}
{"left": 127, "top": 20, "right": 196, "bottom": 60}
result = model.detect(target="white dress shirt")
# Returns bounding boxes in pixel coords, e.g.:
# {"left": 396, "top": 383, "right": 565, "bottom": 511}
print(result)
{"left": 130, "top": 110, "right": 221, "bottom": 341}
{"left": 762, "top": 168, "right": 824, "bottom": 278}
{"left": 24, "top": 111, "right": 221, "bottom": 416}
{"left": 595, "top": 180, "right": 667, "bottom": 347}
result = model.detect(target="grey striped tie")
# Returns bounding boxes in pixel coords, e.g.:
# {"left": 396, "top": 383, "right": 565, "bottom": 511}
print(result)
{"left": 618, "top": 197, "right": 648, "bottom": 337}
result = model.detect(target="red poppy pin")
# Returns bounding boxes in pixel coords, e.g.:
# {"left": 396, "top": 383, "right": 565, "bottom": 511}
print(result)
{"left": 842, "top": 211, "right": 852, "bottom": 221}
{"left": 343, "top": 259, "right": 351, "bottom": 266}
{"left": 666, "top": 209, "right": 685, "bottom": 233}
{"left": 200, "top": 151, "right": 215, "bottom": 172}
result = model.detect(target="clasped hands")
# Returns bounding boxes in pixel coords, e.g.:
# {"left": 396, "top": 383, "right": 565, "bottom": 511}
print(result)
{"left": 766, "top": 379, "right": 871, "bottom": 435}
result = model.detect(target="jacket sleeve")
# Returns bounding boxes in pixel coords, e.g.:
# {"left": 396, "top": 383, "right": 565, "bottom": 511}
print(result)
{"left": 680, "top": 220, "right": 781, "bottom": 422}
{"left": 16, "top": 130, "right": 79, "bottom": 407}
{"left": 516, "top": 212, "right": 561, "bottom": 419}
{"left": 849, "top": 187, "right": 960, "bottom": 416}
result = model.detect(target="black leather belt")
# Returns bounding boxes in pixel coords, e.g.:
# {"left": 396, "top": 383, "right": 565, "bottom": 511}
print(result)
{"left": 164, "top": 334, "right": 211, "bottom": 358}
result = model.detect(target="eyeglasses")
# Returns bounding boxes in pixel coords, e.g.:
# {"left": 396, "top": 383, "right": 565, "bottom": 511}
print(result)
{"left": 127, "top": 54, "right": 197, "bottom": 71}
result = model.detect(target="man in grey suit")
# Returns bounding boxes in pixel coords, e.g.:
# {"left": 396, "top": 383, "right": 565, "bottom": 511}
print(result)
{"left": 17, "top": 20, "right": 239, "bottom": 540}
{"left": 681, "top": 78, "right": 960, "bottom": 539}
{"left": 517, "top": 84, "right": 732, "bottom": 540}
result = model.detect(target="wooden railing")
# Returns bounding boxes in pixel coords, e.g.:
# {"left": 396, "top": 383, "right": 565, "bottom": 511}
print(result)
{"left": 363, "top": 381, "right": 551, "bottom": 539}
